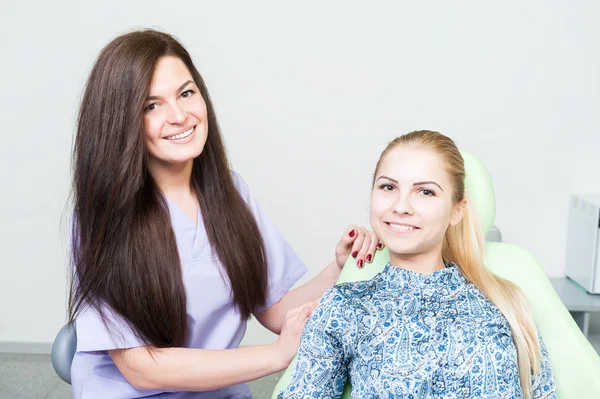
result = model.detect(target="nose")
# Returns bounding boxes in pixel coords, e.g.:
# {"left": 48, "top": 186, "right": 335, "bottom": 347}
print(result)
{"left": 391, "top": 194, "right": 414, "bottom": 216}
{"left": 167, "top": 102, "right": 187, "bottom": 124}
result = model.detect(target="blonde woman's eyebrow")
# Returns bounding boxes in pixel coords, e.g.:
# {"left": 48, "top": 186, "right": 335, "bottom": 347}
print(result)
{"left": 413, "top": 181, "right": 444, "bottom": 191}
{"left": 376, "top": 175, "right": 398, "bottom": 184}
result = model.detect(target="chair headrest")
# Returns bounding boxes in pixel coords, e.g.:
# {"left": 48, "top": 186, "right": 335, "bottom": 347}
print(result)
{"left": 461, "top": 149, "right": 496, "bottom": 235}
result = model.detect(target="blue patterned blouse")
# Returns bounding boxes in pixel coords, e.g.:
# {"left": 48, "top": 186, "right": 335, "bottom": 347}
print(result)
{"left": 277, "top": 262, "right": 556, "bottom": 398}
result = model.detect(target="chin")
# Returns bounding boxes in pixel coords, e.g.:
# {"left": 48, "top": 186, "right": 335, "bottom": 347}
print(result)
{"left": 174, "top": 149, "right": 204, "bottom": 162}
{"left": 390, "top": 238, "right": 436, "bottom": 254}
{"left": 385, "top": 243, "right": 418, "bottom": 256}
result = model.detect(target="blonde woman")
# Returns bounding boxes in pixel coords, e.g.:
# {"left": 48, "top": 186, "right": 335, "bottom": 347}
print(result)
{"left": 278, "top": 131, "right": 556, "bottom": 398}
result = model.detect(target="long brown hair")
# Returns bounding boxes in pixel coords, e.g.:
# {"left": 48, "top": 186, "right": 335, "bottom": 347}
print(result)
{"left": 69, "top": 29, "right": 268, "bottom": 348}
{"left": 373, "top": 130, "right": 541, "bottom": 398}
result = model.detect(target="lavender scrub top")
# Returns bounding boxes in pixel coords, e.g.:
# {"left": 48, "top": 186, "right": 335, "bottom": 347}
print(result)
{"left": 71, "top": 172, "right": 308, "bottom": 398}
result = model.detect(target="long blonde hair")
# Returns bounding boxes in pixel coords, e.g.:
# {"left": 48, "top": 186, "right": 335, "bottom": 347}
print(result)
{"left": 374, "top": 130, "right": 540, "bottom": 398}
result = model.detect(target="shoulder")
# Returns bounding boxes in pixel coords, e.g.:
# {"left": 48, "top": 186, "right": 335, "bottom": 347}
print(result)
{"left": 319, "top": 285, "right": 352, "bottom": 309}
{"left": 305, "top": 287, "right": 354, "bottom": 341}
{"left": 317, "top": 278, "right": 381, "bottom": 317}
{"left": 230, "top": 170, "right": 250, "bottom": 197}
{"left": 335, "top": 275, "right": 381, "bottom": 302}
{"left": 311, "top": 285, "right": 359, "bottom": 323}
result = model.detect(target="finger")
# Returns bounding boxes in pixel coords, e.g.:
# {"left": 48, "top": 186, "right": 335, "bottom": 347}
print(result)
{"left": 364, "top": 231, "right": 379, "bottom": 263}
{"left": 349, "top": 228, "right": 366, "bottom": 260}
{"left": 300, "top": 305, "right": 313, "bottom": 319}
{"left": 286, "top": 299, "right": 319, "bottom": 319}
{"left": 285, "top": 304, "right": 308, "bottom": 319}
{"left": 336, "top": 224, "right": 360, "bottom": 254}
{"left": 302, "top": 299, "right": 319, "bottom": 317}
{"left": 376, "top": 240, "right": 385, "bottom": 251}
{"left": 305, "top": 298, "right": 319, "bottom": 309}
{"left": 355, "top": 227, "right": 372, "bottom": 268}
{"left": 291, "top": 306, "right": 313, "bottom": 330}
{"left": 289, "top": 316, "right": 310, "bottom": 336}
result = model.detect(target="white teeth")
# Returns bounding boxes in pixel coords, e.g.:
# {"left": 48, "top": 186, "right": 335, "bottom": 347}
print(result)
{"left": 165, "top": 127, "right": 194, "bottom": 140}
{"left": 389, "top": 223, "right": 416, "bottom": 231}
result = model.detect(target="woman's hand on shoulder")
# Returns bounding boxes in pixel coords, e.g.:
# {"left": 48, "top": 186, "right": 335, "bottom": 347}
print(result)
{"left": 271, "top": 299, "right": 319, "bottom": 369}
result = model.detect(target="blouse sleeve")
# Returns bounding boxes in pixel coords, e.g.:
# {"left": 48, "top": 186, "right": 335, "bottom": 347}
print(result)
{"left": 277, "top": 287, "right": 352, "bottom": 398}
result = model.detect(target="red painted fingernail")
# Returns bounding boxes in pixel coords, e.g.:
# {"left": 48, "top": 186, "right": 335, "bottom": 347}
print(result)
{"left": 349, "top": 230, "right": 355, "bottom": 238}
{"left": 376, "top": 243, "right": 383, "bottom": 250}
{"left": 352, "top": 251, "right": 358, "bottom": 258}
{"left": 366, "top": 254, "right": 372, "bottom": 262}
{"left": 357, "top": 259, "right": 364, "bottom": 268}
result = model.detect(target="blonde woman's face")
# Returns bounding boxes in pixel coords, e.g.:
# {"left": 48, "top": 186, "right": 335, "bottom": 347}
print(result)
{"left": 370, "top": 146, "right": 464, "bottom": 261}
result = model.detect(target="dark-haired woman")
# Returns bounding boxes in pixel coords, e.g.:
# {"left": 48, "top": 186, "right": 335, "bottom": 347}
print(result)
{"left": 69, "top": 29, "right": 381, "bottom": 398}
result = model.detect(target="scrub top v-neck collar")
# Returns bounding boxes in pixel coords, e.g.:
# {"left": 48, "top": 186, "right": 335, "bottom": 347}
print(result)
{"left": 165, "top": 198, "right": 207, "bottom": 260}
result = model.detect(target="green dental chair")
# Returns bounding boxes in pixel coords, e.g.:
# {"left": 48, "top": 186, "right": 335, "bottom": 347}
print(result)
{"left": 272, "top": 150, "right": 600, "bottom": 399}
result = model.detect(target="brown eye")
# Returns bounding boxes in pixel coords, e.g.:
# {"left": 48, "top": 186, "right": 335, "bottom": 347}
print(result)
{"left": 420, "top": 188, "right": 436, "bottom": 196}
{"left": 181, "top": 90, "right": 194, "bottom": 98}
{"left": 144, "top": 103, "right": 158, "bottom": 113}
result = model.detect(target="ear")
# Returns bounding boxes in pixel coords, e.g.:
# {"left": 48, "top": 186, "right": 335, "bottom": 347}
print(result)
{"left": 450, "top": 198, "right": 467, "bottom": 226}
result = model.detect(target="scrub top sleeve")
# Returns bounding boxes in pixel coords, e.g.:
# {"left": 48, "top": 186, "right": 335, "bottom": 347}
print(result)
{"left": 70, "top": 217, "right": 147, "bottom": 352}
{"left": 231, "top": 172, "right": 308, "bottom": 313}
{"left": 75, "top": 302, "right": 148, "bottom": 352}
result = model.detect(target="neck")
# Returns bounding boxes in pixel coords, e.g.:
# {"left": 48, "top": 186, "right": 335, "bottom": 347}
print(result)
{"left": 389, "top": 249, "right": 446, "bottom": 275}
{"left": 149, "top": 159, "right": 195, "bottom": 200}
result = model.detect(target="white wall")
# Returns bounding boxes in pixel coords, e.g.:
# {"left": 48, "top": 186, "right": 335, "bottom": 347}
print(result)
{"left": 1, "top": 1, "right": 599, "bottom": 347}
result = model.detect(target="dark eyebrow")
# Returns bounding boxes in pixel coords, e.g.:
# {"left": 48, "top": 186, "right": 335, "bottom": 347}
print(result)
{"left": 146, "top": 80, "right": 194, "bottom": 101}
{"left": 413, "top": 181, "right": 444, "bottom": 192}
